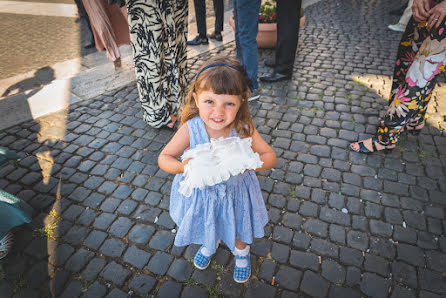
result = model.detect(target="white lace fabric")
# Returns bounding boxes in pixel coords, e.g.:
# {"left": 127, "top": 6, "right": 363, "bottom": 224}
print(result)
{"left": 179, "top": 137, "right": 263, "bottom": 197}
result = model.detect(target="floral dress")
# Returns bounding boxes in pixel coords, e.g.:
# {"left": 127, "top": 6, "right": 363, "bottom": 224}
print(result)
{"left": 376, "top": 0, "right": 446, "bottom": 145}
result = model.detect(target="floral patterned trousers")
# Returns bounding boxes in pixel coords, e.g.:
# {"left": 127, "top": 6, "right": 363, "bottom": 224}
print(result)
{"left": 376, "top": 17, "right": 446, "bottom": 145}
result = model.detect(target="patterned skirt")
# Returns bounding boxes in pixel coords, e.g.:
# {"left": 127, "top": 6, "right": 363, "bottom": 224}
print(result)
{"left": 127, "top": 0, "right": 188, "bottom": 128}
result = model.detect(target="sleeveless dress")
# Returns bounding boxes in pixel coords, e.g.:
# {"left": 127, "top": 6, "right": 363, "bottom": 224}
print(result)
{"left": 170, "top": 117, "right": 268, "bottom": 254}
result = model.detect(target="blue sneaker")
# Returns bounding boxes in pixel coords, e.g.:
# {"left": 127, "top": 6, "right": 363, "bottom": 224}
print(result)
{"left": 193, "top": 246, "right": 212, "bottom": 270}
{"left": 233, "top": 253, "right": 251, "bottom": 283}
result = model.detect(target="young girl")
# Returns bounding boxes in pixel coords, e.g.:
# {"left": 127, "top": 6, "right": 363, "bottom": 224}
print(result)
{"left": 158, "top": 56, "right": 276, "bottom": 283}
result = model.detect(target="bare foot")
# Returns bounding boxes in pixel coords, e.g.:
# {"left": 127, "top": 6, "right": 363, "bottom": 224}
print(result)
{"left": 114, "top": 58, "right": 122, "bottom": 68}
{"left": 166, "top": 114, "right": 178, "bottom": 128}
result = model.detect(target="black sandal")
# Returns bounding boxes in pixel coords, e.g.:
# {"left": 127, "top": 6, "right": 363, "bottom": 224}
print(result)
{"left": 406, "top": 119, "right": 425, "bottom": 136}
{"left": 350, "top": 137, "right": 393, "bottom": 154}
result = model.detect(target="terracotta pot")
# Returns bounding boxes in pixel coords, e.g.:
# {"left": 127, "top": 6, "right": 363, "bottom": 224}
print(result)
{"left": 229, "top": 15, "right": 306, "bottom": 49}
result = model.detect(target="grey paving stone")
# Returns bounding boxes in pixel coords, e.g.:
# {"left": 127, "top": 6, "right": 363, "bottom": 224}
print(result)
{"left": 310, "top": 238, "right": 338, "bottom": 258}
{"left": 329, "top": 224, "right": 346, "bottom": 245}
{"left": 157, "top": 211, "right": 176, "bottom": 229}
{"left": 128, "top": 274, "right": 157, "bottom": 294}
{"left": 418, "top": 268, "right": 446, "bottom": 294}
{"left": 299, "top": 201, "right": 318, "bottom": 217}
{"left": 149, "top": 230, "right": 175, "bottom": 251}
{"left": 99, "top": 238, "right": 127, "bottom": 257}
{"left": 181, "top": 286, "right": 209, "bottom": 298}
{"left": 390, "top": 285, "right": 416, "bottom": 298}
{"left": 346, "top": 230, "right": 369, "bottom": 251}
{"left": 93, "top": 213, "right": 116, "bottom": 230}
{"left": 106, "top": 288, "right": 128, "bottom": 298}
{"left": 258, "top": 259, "right": 276, "bottom": 281}
{"left": 134, "top": 204, "right": 162, "bottom": 222}
{"left": 346, "top": 266, "right": 361, "bottom": 286}
{"left": 60, "top": 280, "right": 82, "bottom": 298}
{"left": 275, "top": 265, "right": 302, "bottom": 291}
{"left": 65, "top": 248, "right": 94, "bottom": 272}
{"left": 156, "top": 280, "right": 182, "bottom": 298}
{"left": 369, "top": 219, "right": 393, "bottom": 237}
{"left": 82, "top": 257, "right": 106, "bottom": 280}
{"left": 363, "top": 254, "right": 389, "bottom": 277}
{"left": 391, "top": 261, "right": 418, "bottom": 288}
{"left": 116, "top": 199, "right": 138, "bottom": 215}
{"left": 322, "top": 259, "right": 345, "bottom": 283}
{"left": 63, "top": 225, "right": 88, "bottom": 245}
{"left": 273, "top": 226, "right": 294, "bottom": 244}
{"left": 83, "top": 230, "right": 107, "bottom": 250}
{"left": 48, "top": 243, "right": 75, "bottom": 266}
{"left": 360, "top": 273, "right": 391, "bottom": 298}
{"left": 109, "top": 216, "right": 133, "bottom": 238}
{"left": 128, "top": 223, "right": 155, "bottom": 244}
{"left": 300, "top": 270, "right": 329, "bottom": 298}
{"left": 340, "top": 247, "right": 364, "bottom": 267}
{"left": 397, "top": 243, "right": 425, "bottom": 267}
{"left": 292, "top": 233, "right": 311, "bottom": 250}
{"left": 167, "top": 258, "right": 193, "bottom": 282}
{"left": 289, "top": 250, "right": 319, "bottom": 271}
{"left": 123, "top": 245, "right": 151, "bottom": 269}
{"left": 320, "top": 207, "right": 350, "bottom": 226}
{"left": 100, "top": 197, "right": 121, "bottom": 213}
{"left": 245, "top": 279, "right": 276, "bottom": 298}
{"left": 100, "top": 261, "right": 130, "bottom": 286}
{"left": 147, "top": 251, "right": 174, "bottom": 275}
{"left": 271, "top": 242, "right": 290, "bottom": 263}
{"left": 303, "top": 219, "right": 328, "bottom": 237}
{"left": 329, "top": 285, "right": 360, "bottom": 298}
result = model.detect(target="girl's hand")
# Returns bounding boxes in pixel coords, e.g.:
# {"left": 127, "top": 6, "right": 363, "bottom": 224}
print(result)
{"left": 427, "top": 1, "right": 446, "bottom": 30}
{"left": 413, "top": 0, "right": 431, "bottom": 22}
{"left": 181, "top": 158, "right": 192, "bottom": 173}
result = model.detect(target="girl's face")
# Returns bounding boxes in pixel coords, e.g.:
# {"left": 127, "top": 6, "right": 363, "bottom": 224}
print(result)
{"left": 194, "top": 89, "right": 241, "bottom": 133}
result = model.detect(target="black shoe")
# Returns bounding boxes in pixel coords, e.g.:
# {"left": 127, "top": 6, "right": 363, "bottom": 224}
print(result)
{"left": 264, "top": 59, "right": 275, "bottom": 68}
{"left": 187, "top": 35, "right": 209, "bottom": 46}
{"left": 209, "top": 32, "right": 222, "bottom": 41}
{"left": 259, "top": 72, "right": 291, "bottom": 82}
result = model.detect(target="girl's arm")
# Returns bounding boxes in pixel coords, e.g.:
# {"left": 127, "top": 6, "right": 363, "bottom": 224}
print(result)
{"left": 250, "top": 128, "right": 277, "bottom": 171}
{"left": 158, "top": 123, "right": 191, "bottom": 174}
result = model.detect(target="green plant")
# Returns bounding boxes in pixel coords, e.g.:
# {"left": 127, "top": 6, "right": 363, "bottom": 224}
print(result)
{"left": 259, "top": 2, "right": 304, "bottom": 23}
{"left": 259, "top": 1, "right": 277, "bottom": 23}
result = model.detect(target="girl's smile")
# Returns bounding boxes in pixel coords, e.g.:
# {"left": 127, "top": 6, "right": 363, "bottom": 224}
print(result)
{"left": 194, "top": 90, "right": 241, "bottom": 136}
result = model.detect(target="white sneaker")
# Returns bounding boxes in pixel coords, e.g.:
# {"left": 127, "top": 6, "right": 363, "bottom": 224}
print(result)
{"left": 388, "top": 23, "right": 405, "bottom": 32}
{"left": 248, "top": 90, "right": 260, "bottom": 102}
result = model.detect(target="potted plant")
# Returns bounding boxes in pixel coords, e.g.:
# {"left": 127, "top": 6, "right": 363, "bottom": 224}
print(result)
{"left": 229, "top": 1, "right": 306, "bottom": 49}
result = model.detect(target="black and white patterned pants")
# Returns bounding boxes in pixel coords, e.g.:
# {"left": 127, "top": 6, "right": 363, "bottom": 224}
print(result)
{"left": 127, "top": 0, "right": 188, "bottom": 128}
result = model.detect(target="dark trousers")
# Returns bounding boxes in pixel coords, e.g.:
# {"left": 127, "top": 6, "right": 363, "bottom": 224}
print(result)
{"left": 275, "top": 0, "right": 302, "bottom": 75}
{"left": 193, "top": 0, "right": 224, "bottom": 36}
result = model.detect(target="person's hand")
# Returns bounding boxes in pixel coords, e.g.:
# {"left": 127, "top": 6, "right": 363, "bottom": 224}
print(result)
{"left": 427, "top": 1, "right": 446, "bottom": 30}
{"left": 413, "top": 0, "right": 431, "bottom": 22}
{"left": 181, "top": 158, "right": 192, "bottom": 173}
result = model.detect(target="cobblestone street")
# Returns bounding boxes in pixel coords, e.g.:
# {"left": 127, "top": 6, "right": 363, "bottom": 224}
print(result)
{"left": 1, "top": 0, "right": 446, "bottom": 297}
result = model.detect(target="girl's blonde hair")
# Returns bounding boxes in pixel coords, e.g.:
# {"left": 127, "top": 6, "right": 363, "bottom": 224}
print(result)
{"left": 180, "top": 56, "right": 254, "bottom": 137}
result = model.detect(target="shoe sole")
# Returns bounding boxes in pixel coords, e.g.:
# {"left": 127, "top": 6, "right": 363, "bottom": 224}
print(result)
{"left": 194, "top": 260, "right": 211, "bottom": 270}
{"left": 233, "top": 271, "right": 251, "bottom": 283}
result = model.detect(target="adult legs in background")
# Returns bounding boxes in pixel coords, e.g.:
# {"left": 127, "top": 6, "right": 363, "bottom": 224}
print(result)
{"left": 233, "top": 0, "right": 261, "bottom": 91}
{"left": 209, "top": 0, "right": 224, "bottom": 40}
{"left": 81, "top": 0, "right": 129, "bottom": 63}
{"left": 260, "top": 0, "right": 302, "bottom": 82}
{"left": 127, "top": 0, "right": 188, "bottom": 128}
{"left": 388, "top": 0, "right": 414, "bottom": 32}
{"left": 351, "top": 17, "right": 446, "bottom": 153}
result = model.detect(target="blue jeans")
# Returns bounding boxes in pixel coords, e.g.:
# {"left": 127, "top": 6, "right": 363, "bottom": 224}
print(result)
{"left": 233, "top": 0, "right": 260, "bottom": 90}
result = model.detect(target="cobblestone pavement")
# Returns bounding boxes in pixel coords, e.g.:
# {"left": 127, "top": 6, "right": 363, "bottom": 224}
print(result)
{"left": 1, "top": 0, "right": 446, "bottom": 297}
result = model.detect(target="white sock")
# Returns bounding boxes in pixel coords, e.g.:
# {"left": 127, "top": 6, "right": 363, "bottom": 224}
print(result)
{"left": 233, "top": 245, "right": 250, "bottom": 267}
